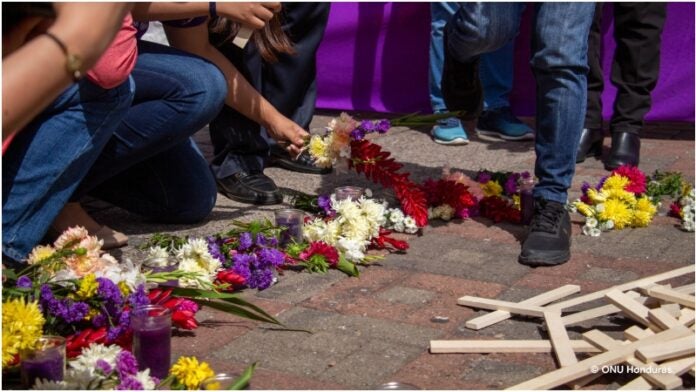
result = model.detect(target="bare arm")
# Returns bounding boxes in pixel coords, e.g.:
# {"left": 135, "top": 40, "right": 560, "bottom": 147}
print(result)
{"left": 2, "top": 2, "right": 131, "bottom": 140}
{"left": 132, "top": 2, "right": 280, "bottom": 30}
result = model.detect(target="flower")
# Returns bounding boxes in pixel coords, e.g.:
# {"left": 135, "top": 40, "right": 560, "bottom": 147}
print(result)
{"left": 2, "top": 298, "right": 45, "bottom": 366}
{"left": 237, "top": 232, "right": 253, "bottom": 252}
{"left": 26, "top": 245, "right": 55, "bottom": 265}
{"left": 176, "top": 238, "right": 222, "bottom": 288}
{"left": 170, "top": 356, "right": 215, "bottom": 390}
{"left": 481, "top": 180, "right": 503, "bottom": 197}
{"left": 432, "top": 204, "right": 455, "bottom": 221}
{"left": 16, "top": 275, "right": 32, "bottom": 289}
{"left": 309, "top": 135, "right": 332, "bottom": 168}
{"left": 116, "top": 350, "right": 139, "bottom": 378}
{"left": 602, "top": 174, "right": 630, "bottom": 191}
{"left": 597, "top": 199, "right": 633, "bottom": 229}
{"left": 337, "top": 237, "right": 366, "bottom": 262}
{"left": 76, "top": 274, "right": 98, "bottom": 299}
{"left": 403, "top": 217, "right": 419, "bottom": 234}
{"left": 574, "top": 201, "right": 595, "bottom": 217}
{"left": 613, "top": 165, "right": 647, "bottom": 194}
{"left": 300, "top": 241, "right": 340, "bottom": 266}
{"left": 71, "top": 343, "right": 122, "bottom": 376}
{"left": 144, "top": 246, "right": 169, "bottom": 268}
{"left": 133, "top": 369, "right": 158, "bottom": 390}
{"left": 632, "top": 197, "right": 657, "bottom": 227}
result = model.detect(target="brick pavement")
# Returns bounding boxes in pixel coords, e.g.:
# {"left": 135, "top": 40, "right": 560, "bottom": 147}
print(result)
{"left": 93, "top": 112, "right": 694, "bottom": 389}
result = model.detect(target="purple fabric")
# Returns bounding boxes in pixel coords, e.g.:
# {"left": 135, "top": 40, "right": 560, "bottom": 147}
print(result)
{"left": 316, "top": 2, "right": 694, "bottom": 121}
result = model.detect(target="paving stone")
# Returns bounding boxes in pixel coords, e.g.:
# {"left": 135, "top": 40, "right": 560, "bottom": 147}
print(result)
{"left": 459, "top": 357, "right": 548, "bottom": 389}
{"left": 579, "top": 267, "right": 640, "bottom": 284}
{"left": 376, "top": 285, "right": 436, "bottom": 305}
{"left": 251, "top": 269, "right": 347, "bottom": 304}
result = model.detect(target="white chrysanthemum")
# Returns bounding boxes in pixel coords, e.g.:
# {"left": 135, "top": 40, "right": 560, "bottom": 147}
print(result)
{"left": 303, "top": 218, "right": 340, "bottom": 244}
{"left": 433, "top": 204, "right": 455, "bottom": 221}
{"left": 337, "top": 238, "right": 366, "bottom": 262}
{"left": 403, "top": 217, "right": 419, "bottom": 234}
{"left": 585, "top": 217, "right": 598, "bottom": 228}
{"left": 341, "top": 218, "right": 372, "bottom": 243}
{"left": 392, "top": 222, "right": 405, "bottom": 233}
{"left": 176, "top": 238, "right": 221, "bottom": 275}
{"left": 388, "top": 209, "right": 405, "bottom": 224}
{"left": 601, "top": 219, "right": 615, "bottom": 231}
{"left": 595, "top": 203, "right": 605, "bottom": 213}
{"left": 144, "top": 246, "right": 170, "bottom": 268}
{"left": 134, "top": 369, "right": 158, "bottom": 390}
{"left": 71, "top": 343, "right": 122, "bottom": 376}
{"left": 334, "top": 198, "right": 362, "bottom": 222}
{"left": 359, "top": 198, "right": 386, "bottom": 236}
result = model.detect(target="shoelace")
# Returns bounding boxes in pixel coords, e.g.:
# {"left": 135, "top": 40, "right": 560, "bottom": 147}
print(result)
{"left": 437, "top": 117, "right": 461, "bottom": 128}
{"left": 530, "top": 201, "right": 564, "bottom": 233}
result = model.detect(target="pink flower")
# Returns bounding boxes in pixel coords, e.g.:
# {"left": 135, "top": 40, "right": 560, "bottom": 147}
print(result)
{"left": 300, "top": 242, "right": 339, "bottom": 266}
{"left": 612, "top": 165, "right": 646, "bottom": 194}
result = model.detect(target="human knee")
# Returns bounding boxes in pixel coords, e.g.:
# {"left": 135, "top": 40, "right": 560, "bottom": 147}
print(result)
{"left": 445, "top": 4, "right": 519, "bottom": 62}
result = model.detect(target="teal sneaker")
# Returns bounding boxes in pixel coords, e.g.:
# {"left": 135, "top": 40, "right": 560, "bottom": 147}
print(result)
{"left": 476, "top": 107, "right": 534, "bottom": 141}
{"left": 431, "top": 117, "right": 469, "bottom": 145}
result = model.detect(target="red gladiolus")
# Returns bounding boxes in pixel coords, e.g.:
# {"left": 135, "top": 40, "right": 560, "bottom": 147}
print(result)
{"left": 217, "top": 270, "right": 246, "bottom": 287}
{"left": 66, "top": 327, "right": 108, "bottom": 358}
{"left": 172, "top": 310, "right": 198, "bottom": 330}
{"left": 300, "top": 241, "right": 340, "bottom": 266}
{"left": 371, "top": 228, "right": 409, "bottom": 252}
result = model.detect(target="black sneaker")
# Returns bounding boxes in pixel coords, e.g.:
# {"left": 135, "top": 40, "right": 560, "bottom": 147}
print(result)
{"left": 518, "top": 199, "right": 571, "bottom": 267}
{"left": 441, "top": 30, "right": 483, "bottom": 120}
{"left": 268, "top": 144, "right": 332, "bottom": 174}
{"left": 216, "top": 171, "right": 283, "bottom": 205}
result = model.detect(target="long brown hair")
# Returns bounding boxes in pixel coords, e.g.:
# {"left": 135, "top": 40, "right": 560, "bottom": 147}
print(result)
{"left": 209, "top": 13, "right": 295, "bottom": 63}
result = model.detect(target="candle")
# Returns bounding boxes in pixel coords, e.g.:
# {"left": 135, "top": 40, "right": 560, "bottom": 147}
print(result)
{"left": 201, "top": 373, "right": 245, "bottom": 390}
{"left": 334, "top": 186, "right": 364, "bottom": 201}
{"left": 519, "top": 176, "right": 535, "bottom": 225}
{"left": 131, "top": 305, "right": 171, "bottom": 379}
{"left": 20, "top": 336, "right": 65, "bottom": 388}
{"left": 274, "top": 209, "right": 304, "bottom": 246}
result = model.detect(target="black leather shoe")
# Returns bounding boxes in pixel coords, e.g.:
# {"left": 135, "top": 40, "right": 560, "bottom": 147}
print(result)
{"left": 216, "top": 171, "right": 283, "bottom": 205}
{"left": 605, "top": 131, "right": 640, "bottom": 170}
{"left": 441, "top": 31, "right": 482, "bottom": 120}
{"left": 268, "top": 145, "right": 332, "bottom": 174}
{"left": 575, "top": 128, "right": 603, "bottom": 163}
{"left": 519, "top": 199, "right": 571, "bottom": 267}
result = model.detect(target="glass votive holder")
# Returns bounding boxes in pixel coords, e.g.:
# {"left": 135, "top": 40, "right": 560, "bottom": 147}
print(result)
{"left": 131, "top": 305, "right": 172, "bottom": 380}
{"left": 201, "top": 373, "right": 247, "bottom": 390}
{"left": 377, "top": 381, "right": 421, "bottom": 390}
{"left": 20, "top": 335, "right": 66, "bottom": 388}
{"left": 274, "top": 208, "right": 304, "bottom": 246}
{"left": 334, "top": 186, "right": 364, "bottom": 201}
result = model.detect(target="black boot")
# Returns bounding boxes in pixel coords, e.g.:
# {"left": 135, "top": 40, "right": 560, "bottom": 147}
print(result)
{"left": 441, "top": 31, "right": 482, "bottom": 120}
{"left": 519, "top": 199, "right": 571, "bottom": 267}
{"left": 575, "top": 128, "right": 603, "bottom": 163}
{"left": 605, "top": 131, "right": 640, "bottom": 170}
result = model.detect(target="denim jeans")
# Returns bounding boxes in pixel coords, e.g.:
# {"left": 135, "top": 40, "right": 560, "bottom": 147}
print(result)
{"left": 446, "top": 2, "right": 595, "bottom": 203}
{"left": 430, "top": 2, "right": 517, "bottom": 112}
{"left": 79, "top": 40, "right": 227, "bottom": 223}
{"left": 3, "top": 79, "right": 134, "bottom": 262}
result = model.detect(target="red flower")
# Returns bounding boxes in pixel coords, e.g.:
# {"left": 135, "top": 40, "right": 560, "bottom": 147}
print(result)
{"left": 172, "top": 310, "right": 198, "bottom": 330}
{"left": 370, "top": 228, "right": 410, "bottom": 252}
{"left": 65, "top": 327, "right": 108, "bottom": 358}
{"left": 612, "top": 165, "right": 647, "bottom": 194}
{"left": 300, "top": 241, "right": 339, "bottom": 266}
{"left": 669, "top": 202, "right": 682, "bottom": 218}
{"left": 217, "top": 270, "right": 247, "bottom": 287}
{"left": 479, "top": 196, "right": 521, "bottom": 224}
{"left": 422, "top": 179, "right": 477, "bottom": 216}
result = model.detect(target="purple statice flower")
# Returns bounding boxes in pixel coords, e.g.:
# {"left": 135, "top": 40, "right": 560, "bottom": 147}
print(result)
{"left": 258, "top": 248, "right": 285, "bottom": 268}
{"left": 477, "top": 171, "right": 492, "bottom": 184}
{"left": 255, "top": 233, "right": 269, "bottom": 247}
{"left": 359, "top": 120, "right": 376, "bottom": 133}
{"left": 96, "top": 359, "right": 113, "bottom": 375}
{"left": 116, "top": 376, "right": 144, "bottom": 390}
{"left": 232, "top": 253, "right": 255, "bottom": 281}
{"left": 376, "top": 119, "right": 390, "bottom": 133}
{"left": 247, "top": 268, "right": 274, "bottom": 290}
{"left": 116, "top": 350, "right": 138, "bottom": 378}
{"left": 39, "top": 285, "right": 89, "bottom": 323}
{"left": 206, "top": 236, "right": 225, "bottom": 263}
{"left": 238, "top": 232, "right": 253, "bottom": 251}
{"left": 597, "top": 176, "right": 608, "bottom": 190}
{"left": 16, "top": 275, "right": 32, "bottom": 289}
{"left": 92, "top": 313, "right": 107, "bottom": 328}
{"left": 580, "top": 181, "right": 592, "bottom": 196}
{"left": 107, "top": 310, "right": 130, "bottom": 342}
{"left": 177, "top": 299, "right": 199, "bottom": 313}
{"left": 127, "top": 284, "right": 150, "bottom": 309}
{"left": 520, "top": 171, "right": 531, "bottom": 179}
{"left": 317, "top": 194, "right": 334, "bottom": 216}
{"left": 350, "top": 128, "right": 366, "bottom": 141}
{"left": 97, "top": 278, "right": 124, "bottom": 306}
{"left": 504, "top": 175, "right": 518, "bottom": 195}
{"left": 65, "top": 302, "right": 90, "bottom": 323}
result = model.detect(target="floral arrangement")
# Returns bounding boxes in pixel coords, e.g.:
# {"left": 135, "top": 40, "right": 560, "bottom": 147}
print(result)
{"left": 474, "top": 170, "right": 532, "bottom": 224}
{"left": 644, "top": 170, "right": 695, "bottom": 232}
{"left": 2, "top": 297, "right": 45, "bottom": 367}
{"left": 671, "top": 188, "right": 696, "bottom": 232}
{"left": 424, "top": 166, "right": 479, "bottom": 221}
{"left": 572, "top": 165, "right": 657, "bottom": 236}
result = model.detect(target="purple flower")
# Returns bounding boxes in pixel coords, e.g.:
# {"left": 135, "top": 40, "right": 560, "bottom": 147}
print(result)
{"left": 96, "top": 359, "right": 113, "bottom": 375}
{"left": 116, "top": 376, "right": 144, "bottom": 390}
{"left": 359, "top": 120, "right": 376, "bottom": 132}
{"left": 92, "top": 313, "right": 107, "bottom": 328}
{"left": 376, "top": 119, "right": 390, "bottom": 133}
{"left": 581, "top": 181, "right": 591, "bottom": 196}
{"left": 350, "top": 128, "right": 365, "bottom": 141}
{"left": 258, "top": 248, "right": 285, "bottom": 268}
{"left": 16, "top": 275, "right": 32, "bottom": 289}
{"left": 520, "top": 171, "right": 531, "bottom": 179}
{"left": 116, "top": 350, "right": 138, "bottom": 378}
{"left": 39, "top": 285, "right": 89, "bottom": 323}
{"left": 504, "top": 176, "right": 518, "bottom": 195}
{"left": 97, "top": 278, "right": 123, "bottom": 307}
{"left": 255, "top": 233, "right": 269, "bottom": 247}
{"left": 317, "top": 194, "right": 333, "bottom": 215}
{"left": 128, "top": 285, "right": 150, "bottom": 309}
{"left": 238, "top": 232, "right": 253, "bottom": 251}
{"left": 177, "top": 299, "right": 199, "bottom": 313}
{"left": 247, "top": 268, "right": 274, "bottom": 290}
{"left": 107, "top": 310, "right": 130, "bottom": 342}
{"left": 477, "top": 172, "right": 492, "bottom": 184}
{"left": 597, "top": 176, "right": 608, "bottom": 190}
{"left": 232, "top": 253, "right": 255, "bottom": 280}
{"left": 206, "top": 236, "right": 225, "bottom": 263}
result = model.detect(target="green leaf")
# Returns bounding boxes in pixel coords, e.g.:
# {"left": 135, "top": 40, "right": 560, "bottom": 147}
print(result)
{"left": 336, "top": 257, "right": 360, "bottom": 277}
{"left": 3, "top": 268, "right": 18, "bottom": 281}
{"left": 189, "top": 298, "right": 281, "bottom": 326}
{"left": 218, "top": 297, "right": 282, "bottom": 326}
{"left": 228, "top": 363, "right": 256, "bottom": 390}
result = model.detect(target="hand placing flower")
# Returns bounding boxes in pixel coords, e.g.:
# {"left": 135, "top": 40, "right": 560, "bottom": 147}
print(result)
{"left": 266, "top": 113, "right": 309, "bottom": 157}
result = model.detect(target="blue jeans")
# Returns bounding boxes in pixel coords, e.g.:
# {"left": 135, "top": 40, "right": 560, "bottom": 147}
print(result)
{"left": 446, "top": 3, "right": 594, "bottom": 203}
{"left": 3, "top": 79, "right": 134, "bottom": 262}
{"left": 429, "top": 2, "right": 516, "bottom": 112}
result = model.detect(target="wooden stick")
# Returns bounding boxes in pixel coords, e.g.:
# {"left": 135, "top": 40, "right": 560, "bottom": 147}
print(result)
{"left": 605, "top": 290, "right": 654, "bottom": 327}
{"left": 545, "top": 265, "right": 695, "bottom": 311}
{"left": 465, "top": 285, "right": 581, "bottom": 330}
{"left": 232, "top": 27, "right": 253, "bottom": 49}
{"left": 619, "top": 377, "right": 653, "bottom": 390}
{"left": 583, "top": 330, "right": 683, "bottom": 390}
{"left": 544, "top": 312, "right": 577, "bottom": 367}
{"left": 457, "top": 296, "right": 546, "bottom": 317}
{"left": 645, "top": 286, "right": 695, "bottom": 309}
{"left": 506, "top": 326, "right": 691, "bottom": 390}
{"left": 660, "top": 303, "right": 682, "bottom": 318}
{"left": 562, "top": 291, "right": 644, "bottom": 326}
{"left": 678, "top": 308, "right": 695, "bottom": 326}
{"left": 675, "top": 283, "right": 695, "bottom": 294}
{"left": 635, "top": 335, "right": 695, "bottom": 363}
{"left": 648, "top": 308, "right": 681, "bottom": 330}
{"left": 429, "top": 339, "right": 601, "bottom": 354}
{"left": 658, "top": 356, "right": 696, "bottom": 377}
{"left": 624, "top": 326, "right": 655, "bottom": 342}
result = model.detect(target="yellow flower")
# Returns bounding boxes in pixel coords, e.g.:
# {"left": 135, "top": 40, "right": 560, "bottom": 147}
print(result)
{"left": 605, "top": 188, "right": 636, "bottom": 206}
{"left": 76, "top": 274, "right": 98, "bottom": 299}
{"left": 308, "top": 135, "right": 332, "bottom": 168}
{"left": 171, "top": 356, "right": 215, "bottom": 390}
{"left": 598, "top": 199, "right": 633, "bottom": 229}
{"left": 632, "top": 197, "right": 657, "bottom": 227}
{"left": 26, "top": 245, "right": 55, "bottom": 265}
{"left": 512, "top": 194, "right": 521, "bottom": 210}
{"left": 84, "top": 308, "right": 101, "bottom": 322}
{"left": 587, "top": 188, "right": 607, "bottom": 203}
{"left": 602, "top": 174, "right": 629, "bottom": 191}
{"left": 574, "top": 201, "right": 595, "bottom": 217}
{"left": 2, "top": 298, "right": 45, "bottom": 366}
{"left": 118, "top": 281, "right": 131, "bottom": 297}
{"left": 481, "top": 180, "right": 503, "bottom": 197}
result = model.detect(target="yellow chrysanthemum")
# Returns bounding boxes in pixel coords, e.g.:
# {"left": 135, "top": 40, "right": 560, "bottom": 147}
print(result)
{"left": 171, "top": 356, "right": 215, "bottom": 390}
{"left": 118, "top": 281, "right": 131, "bottom": 297}
{"left": 597, "top": 199, "right": 633, "bottom": 229}
{"left": 602, "top": 174, "right": 630, "bottom": 191}
{"left": 586, "top": 188, "right": 607, "bottom": 204}
{"left": 26, "top": 245, "right": 55, "bottom": 265}
{"left": 574, "top": 201, "right": 595, "bottom": 217}
{"left": 605, "top": 188, "right": 636, "bottom": 206}
{"left": 308, "top": 135, "right": 332, "bottom": 168}
{"left": 512, "top": 194, "right": 521, "bottom": 210}
{"left": 2, "top": 298, "right": 45, "bottom": 366}
{"left": 632, "top": 197, "right": 657, "bottom": 227}
{"left": 481, "top": 180, "right": 503, "bottom": 197}
{"left": 76, "top": 274, "right": 98, "bottom": 299}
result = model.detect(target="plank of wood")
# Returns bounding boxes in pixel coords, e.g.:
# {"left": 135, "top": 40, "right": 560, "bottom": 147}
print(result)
{"left": 457, "top": 296, "right": 546, "bottom": 317}
{"left": 619, "top": 377, "right": 653, "bottom": 390}
{"left": 678, "top": 308, "right": 695, "bottom": 326}
{"left": 506, "top": 326, "right": 691, "bottom": 390}
{"left": 658, "top": 356, "right": 696, "bottom": 377}
{"left": 605, "top": 290, "right": 653, "bottom": 327}
{"left": 583, "top": 330, "right": 683, "bottom": 390}
{"left": 562, "top": 291, "right": 644, "bottom": 326}
{"left": 545, "top": 265, "right": 695, "bottom": 311}
{"left": 544, "top": 312, "right": 577, "bottom": 367}
{"left": 429, "top": 339, "right": 601, "bottom": 354}
{"left": 645, "top": 286, "right": 695, "bottom": 309}
{"left": 660, "top": 303, "right": 682, "bottom": 318}
{"left": 648, "top": 308, "right": 681, "bottom": 330}
{"left": 624, "top": 326, "right": 654, "bottom": 341}
{"left": 674, "top": 283, "right": 695, "bottom": 294}
{"left": 635, "top": 335, "right": 696, "bottom": 363}
{"left": 232, "top": 27, "right": 253, "bottom": 49}
{"left": 465, "top": 285, "right": 581, "bottom": 330}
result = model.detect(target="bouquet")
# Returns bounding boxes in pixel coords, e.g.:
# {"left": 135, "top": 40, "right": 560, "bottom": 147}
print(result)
{"left": 474, "top": 170, "right": 531, "bottom": 224}
{"left": 424, "top": 166, "right": 480, "bottom": 221}
{"left": 645, "top": 170, "right": 695, "bottom": 232}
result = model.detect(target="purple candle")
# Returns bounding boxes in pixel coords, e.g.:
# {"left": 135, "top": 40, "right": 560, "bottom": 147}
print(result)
{"left": 131, "top": 305, "right": 171, "bottom": 379}
{"left": 519, "top": 177, "right": 535, "bottom": 225}
{"left": 274, "top": 209, "right": 304, "bottom": 245}
{"left": 20, "top": 336, "right": 65, "bottom": 388}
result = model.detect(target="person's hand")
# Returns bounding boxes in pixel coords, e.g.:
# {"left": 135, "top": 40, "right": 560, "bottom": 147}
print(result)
{"left": 266, "top": 114, "right": 309, "bottom": 157}
{"left": 217, "top": 2, "right": 281, "bottom": 30}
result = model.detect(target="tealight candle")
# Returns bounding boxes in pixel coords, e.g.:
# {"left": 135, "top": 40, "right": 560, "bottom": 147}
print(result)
{"left": 20, "top": 336, "right": 65, "bottom": 388}
{"left": 274, "top": 209, "right": 304, "bottom": 246}
{"left": 131, "top": 305, "right": 171, "bottom": 379}
{"left": 334, "top": 186, "right": 364, "bottom": 201}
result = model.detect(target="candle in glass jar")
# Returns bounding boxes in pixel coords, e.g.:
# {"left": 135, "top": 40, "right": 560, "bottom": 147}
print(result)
{"left": 274, "top": 209, "right": 304, "bottom": 245}
{"left": 131, "top": 305, "right": 171, "bottom": 379}
{"left": 334, "top": 186, "right": 364, "bottom": 201}
{"left": 20, "top": 336, "right": 65, "bottom": 388}
{"left": 519, "top": 176, "right": 535, "bottom": 225}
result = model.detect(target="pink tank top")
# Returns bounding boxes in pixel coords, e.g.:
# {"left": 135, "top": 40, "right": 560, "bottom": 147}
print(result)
{"left": 86, "top": 13, "right": 138, "bottom": 89}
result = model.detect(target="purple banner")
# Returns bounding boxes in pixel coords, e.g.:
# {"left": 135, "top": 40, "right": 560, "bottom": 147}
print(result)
{"left": 316, "top": 2, "right": 695, "bottom": 122}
